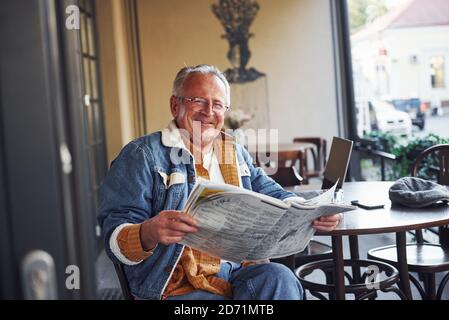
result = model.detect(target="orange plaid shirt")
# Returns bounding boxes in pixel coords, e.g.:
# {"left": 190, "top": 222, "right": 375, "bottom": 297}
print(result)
{"left": 117, "top": 135, "right": 240, "bottom": 299}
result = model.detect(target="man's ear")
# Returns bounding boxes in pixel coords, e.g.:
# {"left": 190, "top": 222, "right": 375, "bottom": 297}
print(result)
{"left": 170, "top": 95, "right": 179, "bottom": 117}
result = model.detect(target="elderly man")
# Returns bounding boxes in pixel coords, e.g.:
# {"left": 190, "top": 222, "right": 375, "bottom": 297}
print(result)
{"left": 98, "top": 64, "right": 341, "bottom": 300}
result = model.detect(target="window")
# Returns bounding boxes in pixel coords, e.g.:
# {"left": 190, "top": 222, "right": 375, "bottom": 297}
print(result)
{"left": 343, "top": 0, "right": 449, "bottom": 181}
{"left": 347, "top": 0, "right": 449, "bottom": 137}
{"left": 430, "top": 56, "right": 445, "bottom": 89}
{"left": 78, "top": 0, "right": 108, "bottom": 240}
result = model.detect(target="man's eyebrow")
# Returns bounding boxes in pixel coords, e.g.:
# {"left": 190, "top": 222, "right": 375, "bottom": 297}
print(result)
{"left": 192, "top": 96, "right": 226, "bottom": 103}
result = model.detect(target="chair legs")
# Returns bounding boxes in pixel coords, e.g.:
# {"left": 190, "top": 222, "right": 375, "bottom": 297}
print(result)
{"left": 436, "top": 272, "right": 449, "bottom": 300}
{"left": 382, "top": 286, "right": 407, "bottom": 300}
{"left": 408, "top": 271, "right": 449, "bottom": 300}
{"left": 324, "top": 269, "right": 335, "bottom": 300}
{"left": 408, "top": 273, "right": 427, "bottom": 300}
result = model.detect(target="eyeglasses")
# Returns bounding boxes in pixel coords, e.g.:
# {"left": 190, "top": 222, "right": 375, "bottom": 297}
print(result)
{"left": 177, "top": 96, "right": 230, "bottom": 113}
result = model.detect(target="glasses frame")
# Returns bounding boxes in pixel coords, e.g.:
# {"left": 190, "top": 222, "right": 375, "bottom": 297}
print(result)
{"left": 177, "top": 96, "right": 230, "bottom": 113}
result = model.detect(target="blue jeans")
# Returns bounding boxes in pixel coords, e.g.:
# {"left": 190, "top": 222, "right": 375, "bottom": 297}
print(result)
{"left": 166, "top": 262, "right": 304, "bottom": 300}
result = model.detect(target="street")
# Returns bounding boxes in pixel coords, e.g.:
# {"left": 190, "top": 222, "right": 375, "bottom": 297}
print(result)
{"left": 414, "top": 113, "right": 449, "bottom": 139}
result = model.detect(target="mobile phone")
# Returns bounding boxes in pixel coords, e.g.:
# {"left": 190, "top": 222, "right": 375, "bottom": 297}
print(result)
{"left": 351, "top": 200, "right": 385, "bottom": 210}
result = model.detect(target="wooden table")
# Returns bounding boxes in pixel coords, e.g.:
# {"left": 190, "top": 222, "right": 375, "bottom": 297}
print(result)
{"left": 289, "top": 181, "right": 449, "bottom": 299}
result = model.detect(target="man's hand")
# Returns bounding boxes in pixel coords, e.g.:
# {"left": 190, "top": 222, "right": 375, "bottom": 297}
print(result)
{"left": 312, "top": 213, "right": 342, "bottom": 232}
{"left": 140, "top": 210, "right": 198, "bottom": 250}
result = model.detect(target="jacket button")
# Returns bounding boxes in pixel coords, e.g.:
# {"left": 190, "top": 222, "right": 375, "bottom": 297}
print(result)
{"left": 164, "top": 265, "right": 173, "bottom": 273}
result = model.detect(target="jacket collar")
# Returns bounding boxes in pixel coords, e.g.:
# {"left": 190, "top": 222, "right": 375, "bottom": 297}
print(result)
{"left": 161, "top": 120, "right": 187, "bottom": 149}
{"left": 161, "top": 120, "right": 242, "bottom": 186}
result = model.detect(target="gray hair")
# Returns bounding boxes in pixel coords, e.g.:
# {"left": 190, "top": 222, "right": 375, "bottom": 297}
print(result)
{"left": 172, "top": 64, "right": 230, "bottom": 105}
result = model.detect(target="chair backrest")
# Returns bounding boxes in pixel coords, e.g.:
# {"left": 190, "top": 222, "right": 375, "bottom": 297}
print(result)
{"left": 277, "top": 149, "right": 303, "bottom": 167}
{"left": 113, "top": 263, "right": 134, "bottom": 300}
{"left": 411, "top": 144, "right": 449, "bottom": 186}
{"left": 293, "top": 137, "right": 327, "bottom": 173}
{"left": 261, "top": 150, "right": 304, "bottom": 187}
{"left": 269, "top": 167, "right": 303, "bottom": 187}
{"left": 410, "top": 144, "right": 449, "bottom": 244}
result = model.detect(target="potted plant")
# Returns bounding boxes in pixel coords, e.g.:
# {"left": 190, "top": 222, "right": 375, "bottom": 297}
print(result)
{"left": 363, "top": 131, "right": 449, "bottom": 180}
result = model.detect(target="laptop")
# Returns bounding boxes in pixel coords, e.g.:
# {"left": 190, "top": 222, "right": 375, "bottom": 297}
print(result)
{"left": 321, "top": 137, "right": 353, "bottom": 190}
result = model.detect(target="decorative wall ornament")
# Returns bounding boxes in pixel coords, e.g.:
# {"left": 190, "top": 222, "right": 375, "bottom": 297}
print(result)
{"left": 212, "top": 0, "right": 265, "bottom": 83}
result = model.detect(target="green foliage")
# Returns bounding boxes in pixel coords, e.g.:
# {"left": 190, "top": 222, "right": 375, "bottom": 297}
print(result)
{"left": 391, "top": 134, "right": 449, "bottom": 180}
{"left": 365, "top": 131, "right": 402, "bottom": 152}
{"left": 362, "top": 131, "right": 449, "bottom": 180}
{"left": 348, "top": 0, "right": 388, "bottom": 32}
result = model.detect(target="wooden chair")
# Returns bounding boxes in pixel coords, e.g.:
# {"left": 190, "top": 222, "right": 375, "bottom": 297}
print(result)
{"left": 367, "top": 144, "right": 449, "bottom": 299}
{"left": 113, "top": 262, "right": 134, "bottom": 300}
{"left": 293, "top": 137, "right": 327, "bottom": 184}
{"left": 262, "top": 150, "right": 304, "bottom": 187}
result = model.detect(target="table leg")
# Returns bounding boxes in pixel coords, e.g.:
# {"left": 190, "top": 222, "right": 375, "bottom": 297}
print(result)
{"left": 423, "top": 273, "right": 436, "bottom": 300}
{"left": 349, "top": 235, "right": 361, "bottom": 283}
{"left": 331, "top": 235, "right": 345, "bottom": 300}
{"left": 396, "top": 231, "right": 413, "bottom": 300}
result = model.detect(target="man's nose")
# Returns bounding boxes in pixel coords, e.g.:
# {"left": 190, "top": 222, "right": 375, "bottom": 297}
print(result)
{"left": 201, "top": 100, "right": 214, "bottom": 115}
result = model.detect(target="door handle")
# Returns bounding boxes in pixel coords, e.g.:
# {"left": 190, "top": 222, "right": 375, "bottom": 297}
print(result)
{"left": 60, "top": 143, "right": 72, "bottom": 175}
{"left": 21, "top": 250, "right": 58, "bottom": 300}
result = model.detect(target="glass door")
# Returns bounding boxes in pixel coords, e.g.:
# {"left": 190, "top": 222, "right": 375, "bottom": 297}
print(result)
{"left": 78, "top": 0, "right": 108, "bottom": 246}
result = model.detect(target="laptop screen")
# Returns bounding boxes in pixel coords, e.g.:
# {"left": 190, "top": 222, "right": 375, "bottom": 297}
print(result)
{"left": 321, "top": 137, "right": 353, "bottom": 190}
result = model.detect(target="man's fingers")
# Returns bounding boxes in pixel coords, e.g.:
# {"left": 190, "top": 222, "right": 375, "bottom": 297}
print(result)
{"left": 320, "top": 214, "right": 342, "bottom": 222}
{"left": 166, "top": 219, "right": 198, "bottom": 234}
{"left": 162, "top": 211, "right": 198, "bottom": 227}
{"left": 160, "top": 236, "right": 184, "bottom": 245}
{"left": 162, "top": 230, "right": 187, "bottom": 237}
{"left": 313, "top": 225, "right": 335, "bottom": 232}
{"left": 314, "top": 220, "right": 339, "bottom": 227}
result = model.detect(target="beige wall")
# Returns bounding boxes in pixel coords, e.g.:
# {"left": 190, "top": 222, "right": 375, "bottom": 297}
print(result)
{"left": 97, "top": 0, "right": 143, "bottom": 162}
{"left": 97, "top": 0, "right": 123, "bottom": 162}
{"left": 137, "top": 0, "right": 339, "bottom": 143}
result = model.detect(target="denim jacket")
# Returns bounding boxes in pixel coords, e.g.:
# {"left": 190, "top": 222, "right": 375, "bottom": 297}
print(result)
{"left": 98, "top": 121, "right": 296, "bottom": 300}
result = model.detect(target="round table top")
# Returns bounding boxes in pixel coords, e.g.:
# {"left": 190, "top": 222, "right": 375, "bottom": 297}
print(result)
{"left": 296, "top": 181, "right": 449, "bottom": 236}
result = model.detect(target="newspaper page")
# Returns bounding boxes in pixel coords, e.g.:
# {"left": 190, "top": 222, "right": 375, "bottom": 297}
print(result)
{"left": 179, "top": 180, "right": 355, "bottom": 262}
{"left": 180, "top": 192, "right": 288, "bottom": 262}
{"left": 247, "top": 183, "right": 355, "bottom": 260}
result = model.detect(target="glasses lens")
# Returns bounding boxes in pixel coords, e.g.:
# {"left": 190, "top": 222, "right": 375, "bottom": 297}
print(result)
{"left": 213, "top": 103, "right": 223, "bottom": 110}
{"left": 192, "top": 98, "right": 207, "bottom": 108}
{"left": 182, "top": 97, "right": 229, "bottom": 113}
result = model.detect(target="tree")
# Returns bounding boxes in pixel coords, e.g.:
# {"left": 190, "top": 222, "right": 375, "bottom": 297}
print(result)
{"left": 348, "top": 0, "right": 388, "bottom": 32}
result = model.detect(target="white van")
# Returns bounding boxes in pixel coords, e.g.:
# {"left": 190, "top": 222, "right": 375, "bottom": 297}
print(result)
{"left": 356, "top": 99, "right": 412, "bottom": 136}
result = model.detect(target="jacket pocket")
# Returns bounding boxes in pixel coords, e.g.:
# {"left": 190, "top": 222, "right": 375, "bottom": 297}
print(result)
{"left": 168, "top": 172, "right": 185, "bottom": 187}
{"left": 157, "top": 171, "right": 169, "bottom": 189}
{"left": 157, "top": 171, "right": 186, "bottom": 189}
{"left": 239, "top": 163, "right": 252, "bottom": 190}
{"left": 239, "top": 163, "right": 251, "bottom": 177}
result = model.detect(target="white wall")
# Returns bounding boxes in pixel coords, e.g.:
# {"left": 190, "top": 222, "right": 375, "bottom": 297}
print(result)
{"left": 137, "top": 0, "right": 339, "bottom": 144}
{"left": 386, "top": 26, "right": 449, "bottom": 105}
{"left": 352, "top": 24, "right": 449, "bottom": 106}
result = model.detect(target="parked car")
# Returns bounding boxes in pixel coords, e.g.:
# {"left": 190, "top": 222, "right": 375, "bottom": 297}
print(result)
{"left": 389, "top": 98, "right": 426, "bottom": 130}
{"left": 368, "top": 100, "right": 412, "bottom": 136}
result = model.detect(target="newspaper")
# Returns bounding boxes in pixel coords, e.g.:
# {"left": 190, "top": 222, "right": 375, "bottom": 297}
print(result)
{"left": 179, "top": 179, "right": 356, "bottom": 262}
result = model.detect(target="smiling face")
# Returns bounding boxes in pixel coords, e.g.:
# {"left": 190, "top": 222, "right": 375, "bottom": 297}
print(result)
{"left": 170, "top": 73, "right": 228, "bottom": 149}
